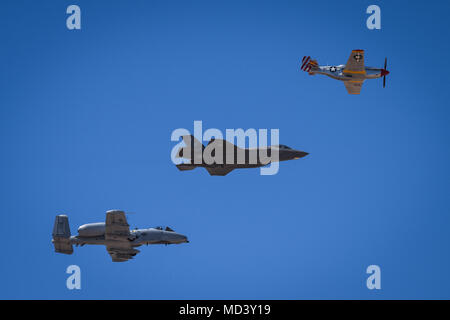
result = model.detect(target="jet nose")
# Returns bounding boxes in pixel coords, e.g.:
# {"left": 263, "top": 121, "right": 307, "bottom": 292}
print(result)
{"left": 294, "top": 151, "right": 309, "bottom": 159}
{"left": 176, "top": 233, "right": 189, "bottom": 243}
{"left": 381, "top": 69, "right": 389, "bottom": 76}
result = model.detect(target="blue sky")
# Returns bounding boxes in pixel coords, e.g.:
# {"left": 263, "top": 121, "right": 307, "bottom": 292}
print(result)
{"left": 1, "top": 0, "right": 450, "bottom": 299}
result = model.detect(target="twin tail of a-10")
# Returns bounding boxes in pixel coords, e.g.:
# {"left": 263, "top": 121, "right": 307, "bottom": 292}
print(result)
{"left": 301, "top": 49, "right": 390, "bottom": 94}
{"left": 52, "top": 210, "right": 189, "bottom": 262}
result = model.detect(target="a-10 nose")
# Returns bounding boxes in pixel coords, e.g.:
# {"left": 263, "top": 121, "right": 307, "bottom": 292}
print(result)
{"left": 172, "top": 233, "right": 189, "bottom": 243}
{"left": 180, "top": 234, "right": 189, "bottom": 243}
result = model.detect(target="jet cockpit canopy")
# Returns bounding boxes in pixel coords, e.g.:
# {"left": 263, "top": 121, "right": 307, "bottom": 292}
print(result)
{"left": 274, "top": 145, "right": 292, "bottom": 150}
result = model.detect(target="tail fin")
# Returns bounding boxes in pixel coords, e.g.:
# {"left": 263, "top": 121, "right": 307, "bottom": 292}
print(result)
{"left": 301, "top": 56, "right": 319, "bottom": 74}
{"left": 52, "top": 215, "right": 73, "bottom": 255}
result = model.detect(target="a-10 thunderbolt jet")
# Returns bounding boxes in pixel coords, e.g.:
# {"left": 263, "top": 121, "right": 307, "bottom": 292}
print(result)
{"left": 175, "top": 135, "right": 308, "bottom": 176}
{"left": 52, "top": 210, "right": 189, "bottom": 262}
{"left": 300, "top": 49, "right": 389, "bottom": 94}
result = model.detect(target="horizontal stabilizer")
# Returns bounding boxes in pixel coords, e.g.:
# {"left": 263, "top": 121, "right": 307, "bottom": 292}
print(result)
{"left": 52, "top": 215, "right": 73, "bottom": 254}
{"left": 52, "top": 239, "right": 73, "bottom": 254}
{"left": 301, "top": 56, "right": 319, "bottom": 73}
{"left": 52, "top": 215, "right": 71, "bottom": 238}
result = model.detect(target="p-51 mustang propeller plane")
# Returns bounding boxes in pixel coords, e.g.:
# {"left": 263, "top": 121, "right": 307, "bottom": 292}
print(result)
{"left": 52, "top": 210, "right": 189, "bottom": 262}
{"left": 300, "top": 50, "right": 389, "bottom": 94}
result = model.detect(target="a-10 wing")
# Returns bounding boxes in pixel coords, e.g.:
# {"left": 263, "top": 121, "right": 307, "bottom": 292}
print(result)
{"left": 105, "top": 210, "right": 139, "bottom": 262}
{"left": 105, "top": 210, "right": 130, "bottom": 240}
{"left": 106, "top": 246, "right": 140, "bottom": 262}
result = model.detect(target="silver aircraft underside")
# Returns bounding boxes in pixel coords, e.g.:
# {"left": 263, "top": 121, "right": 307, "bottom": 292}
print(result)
{"left": 52, "top": 210, "right": 189, "bottom": 262}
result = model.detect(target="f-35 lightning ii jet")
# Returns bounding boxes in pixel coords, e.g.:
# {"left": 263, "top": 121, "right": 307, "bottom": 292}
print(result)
{"left": 52, "top": 210, "right": 189, "bottom": 262}
{"left": 175, "top": 135, "right": 308, "bottom": 176}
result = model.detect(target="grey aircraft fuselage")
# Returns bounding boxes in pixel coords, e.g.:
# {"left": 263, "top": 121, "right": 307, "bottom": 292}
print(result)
{"left": 176, "top": 136, "right": 308, "bottom": 175}
{"left": 178, "top": 145, "right": 308, "bottom": 169}
{"left": 73, "top": 224, "right": 189, "bottom": 247}
{"left": 52, "top": 211, "right": 189, "bottom": 262}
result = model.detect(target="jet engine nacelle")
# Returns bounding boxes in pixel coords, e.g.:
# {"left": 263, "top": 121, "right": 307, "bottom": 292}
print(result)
{"left": 77, "top": 222, "right": 105, "bottom": 237}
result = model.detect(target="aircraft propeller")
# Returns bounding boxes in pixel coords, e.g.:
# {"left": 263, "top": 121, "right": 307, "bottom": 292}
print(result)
{"left": 382, "top": 57, "right": 388, "bottom": 88}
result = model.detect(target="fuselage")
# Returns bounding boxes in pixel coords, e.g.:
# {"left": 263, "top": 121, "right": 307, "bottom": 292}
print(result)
{"left": 72, "top": 223, "right": 188, "bottom": 248}
{"left": 314, "top": 65, "right": 387, "bottom": 81}
{"left": 179, "top": 146, "right": 308, "bottom": 170}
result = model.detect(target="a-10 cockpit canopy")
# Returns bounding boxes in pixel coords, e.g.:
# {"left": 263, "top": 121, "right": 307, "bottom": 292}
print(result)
{"left": 154, "top": 226, "right": 175, "bottom": 232}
